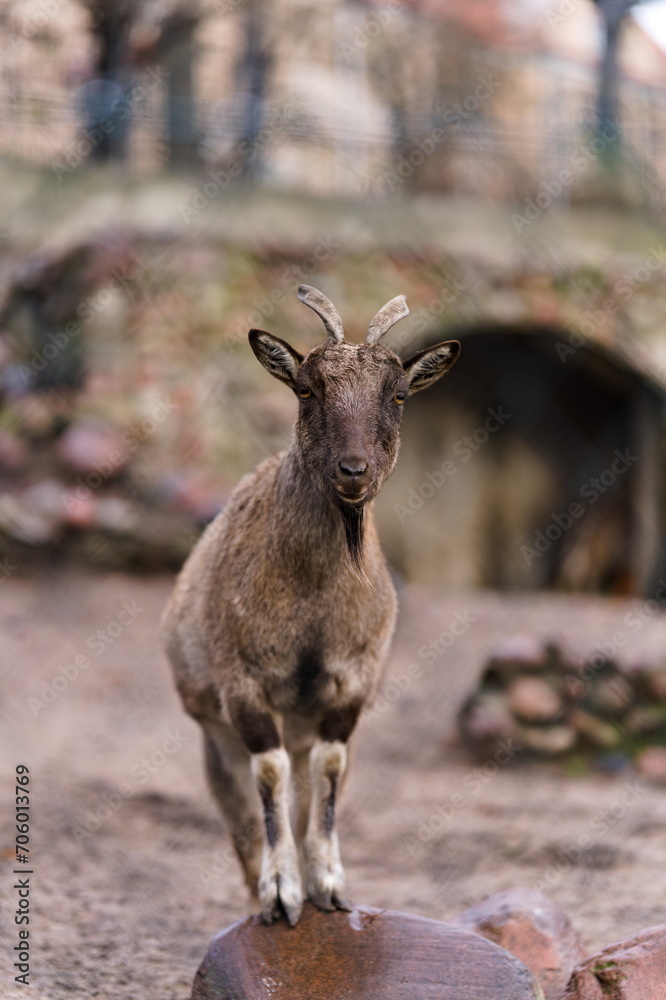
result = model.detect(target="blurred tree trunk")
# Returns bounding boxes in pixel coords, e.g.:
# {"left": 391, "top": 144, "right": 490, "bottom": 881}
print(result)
{"left": 84, "top": 0, "right": 137, "bottom": 163}
{"left": 591, "top": 0, "right": 648, "bottom": 143}
{"left": 234, "top": 0, "right": 272, "bottom": 179}
{"left": 159, "top": 10, "right": 200, "bottom": 170}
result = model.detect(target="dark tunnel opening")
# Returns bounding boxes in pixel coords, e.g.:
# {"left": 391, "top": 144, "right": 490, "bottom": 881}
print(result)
{"left": 378, "top": 325, "right": 665, "bottom": 595}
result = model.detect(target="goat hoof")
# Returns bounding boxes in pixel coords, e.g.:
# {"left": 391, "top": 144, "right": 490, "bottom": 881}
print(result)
{"left": 260, "top": 900, "right": 281, "bottom": 925}
{"left": 309, "top": 890, "right": 352, "bottom": 913}
{"left": 260, "top": 894, "right": 303, "bottom": 926}
{"left": 309, "top": 891, "right": 335, "bottom": 912}
{"left": 282, "top": 897, "right": 303, "bottom": 927}
{"left": 259, "top": 871, "right": 303, "bottom": 927}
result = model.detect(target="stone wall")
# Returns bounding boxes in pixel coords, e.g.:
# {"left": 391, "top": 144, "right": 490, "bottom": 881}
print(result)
{"left": 0, "top": 174, "right": 664, "bottom": 588}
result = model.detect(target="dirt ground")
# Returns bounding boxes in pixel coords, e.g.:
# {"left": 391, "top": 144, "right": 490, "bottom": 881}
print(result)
{"left": 3, "top": 569, "right": 666, "bottom": 999}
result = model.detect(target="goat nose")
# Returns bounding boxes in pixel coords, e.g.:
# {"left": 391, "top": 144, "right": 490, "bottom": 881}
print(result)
{"left": 339, "top": 457, "right": 368, "bottom": 478}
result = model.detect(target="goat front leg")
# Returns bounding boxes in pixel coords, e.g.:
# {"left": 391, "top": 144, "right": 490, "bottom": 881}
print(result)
{"left": 251, "top": 746, "right": 303, "bottom": 925}
{"left": 304, "top": 719, "right": 355, "bottom": 912}
{"left": 231, "top": 701, "right": 303, "bottom": 925}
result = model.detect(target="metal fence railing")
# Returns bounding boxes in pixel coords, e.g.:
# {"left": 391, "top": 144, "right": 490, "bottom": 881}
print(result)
{"left": 2, "top": 8, "right": 666, "bottom": 210}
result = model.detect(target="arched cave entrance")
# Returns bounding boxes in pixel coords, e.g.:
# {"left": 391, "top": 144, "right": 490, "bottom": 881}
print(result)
{"left": 377, "top": 325, "right": 665, "bottom": 595}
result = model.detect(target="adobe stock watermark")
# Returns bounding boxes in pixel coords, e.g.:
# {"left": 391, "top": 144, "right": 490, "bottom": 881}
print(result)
{"left": 179, "top": 100, "right": 299, "bottom": 222}
{"left": 14, "top": 0, "right": 63, "bottom": 41}
{"left": 339, "top": 1, "right": 402, "bottom": 61}
{"left": 17, "top": 257, "right": 140, "bottom": 387}
{"left": 379, "top": 74, "right": 500, "bottom": 193}
{"left": 390, "top": 272, "right": 475, "bottom": 355}
{"left": 555, "top": 246, "right": 666, "bottom": 363}
{"left": 52, "top": 66, "right": 167, "bottom": 179}
{"left": 72, "top": 729, "right": 191, "bottom": 844}
{"left": 521, "top": 448, "right": 638, "bottom": 567}
{"left": 441, "top": 74, "right": 501, "bottom": 129}
{"left": 531, "top": 780, "right": 646, "bottom": 894}
{"left": 403, "top": 737, "right": 523, "bottom": 858}
{"left": 547, "top": 0, "right": 583, "bottom": 27}
{"left": 61, "top": 398, "right": 178, "bottom": 513}
{"left": 394, "top": 407, "right": 511, "bottom": 523}
{"left": 27, "top": 600, "right": 145, "bottom": 716}
{"left": 365, "top": 609, "right": 476, "bottom": 721}
{"left": 199, "top": 747, "right": 339, "bottom": 886}
{"left": 511, "top": 121, "right": 619, "bottom": 233}
{"left": 565, "top": 578, "right": 666, "bottom": 699}
{"left": 199, "top": 816, "right": 263, "bottom": 887}
{"left": 231, "top": 234, "right": 342, "bottom": 337}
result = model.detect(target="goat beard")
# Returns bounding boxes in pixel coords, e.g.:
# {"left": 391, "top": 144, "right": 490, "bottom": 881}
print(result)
{"left": 335, "top": 501, "right": 365, "bottom": 569}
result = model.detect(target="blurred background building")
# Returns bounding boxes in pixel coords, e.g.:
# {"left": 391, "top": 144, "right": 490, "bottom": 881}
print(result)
{"left": 1, "top": 0, "right": 666, "bottom": 594}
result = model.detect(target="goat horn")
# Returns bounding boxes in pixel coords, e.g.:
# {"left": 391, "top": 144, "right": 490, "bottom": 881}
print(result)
{"left": 297, "top": 285, "right": 345, "bottom": 344}
{"left": 365, "top": 295, "right": 409, "bottom": 344}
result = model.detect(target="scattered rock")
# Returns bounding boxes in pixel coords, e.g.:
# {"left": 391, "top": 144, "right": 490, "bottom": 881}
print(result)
{"left": 582, "top": 674, "right": 634, "bottom": 718}
{"left": 160, "top": 470, "right": 226, "bottom": 523}
{"left": 22, "top": 478, "right": 68, "bottom": 520}
{"left": 635, "top": 747, "right": 666, "bottom": 785}
{"left": 0, "top": 490, "right": 60, "bottom": 544}
{"left": 0, "top": 429, "right": 28, "bottom": 470}
{"left": 56, "top": 419, "right": 127, "bottom": 477}
{"left": 11, "top": 393, "right": 66, "bottom": 438}
{"left": 518, "top": 724, "right": 577, "bottom": 756}
{"left": 94, "top": 496, "right": 139, "bottom": 532}
{"left": 460, "top": 644, "right": 665, "bottom": 764}
{"left": 625, "top": 705, "right": 666, "bottom": 737}
{"left": 460, "top": 691, "right": 516, "bottom": 747}
{"left": 563, "top": 925, "right": 666, "bottom": 999}
{"left": 507, "top": 676, "right": 564, "bottom": 723}
{"left": 570, "top": 710, "right": 622, "bottom": 749}
{"left": 62, "top": 492, "right": 97, "bottom": 527}
{"left": 191, "top": 903, "right": 543, "bottom": 1000}
{"left": 638, "top": 666, "right": 666, "bottom": 703}
{"left": 451, "top": 887, "right": 584, "bottom": 1000}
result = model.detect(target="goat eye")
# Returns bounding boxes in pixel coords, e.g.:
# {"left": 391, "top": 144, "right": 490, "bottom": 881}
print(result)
{"left": 393, "top": 392, "right": 406, "bottom": 405}
{"left": 299, "top": 387, "right": 312, "bottom": 400}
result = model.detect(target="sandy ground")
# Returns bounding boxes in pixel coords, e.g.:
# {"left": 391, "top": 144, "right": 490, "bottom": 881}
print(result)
{"left": 2, "top": 569, "right": 666, "bottom": 999}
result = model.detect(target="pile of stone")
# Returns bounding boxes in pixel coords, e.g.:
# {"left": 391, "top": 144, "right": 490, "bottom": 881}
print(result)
{"left": 0, "top": 414, "right": 207, "bottom": 570}
{"left": 191, "top": 888, "right": 666, "bottom": 999}
{"left": 458, "top": 635, "right": 666, "bottom": 775}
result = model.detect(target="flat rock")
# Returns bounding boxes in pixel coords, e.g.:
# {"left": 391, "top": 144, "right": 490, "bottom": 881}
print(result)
{"left": 507, "top": 676, "right": 564, "bottom": 723}
{"left": 563, "top": 925, "right": 666, "bottom": 999}
{"left": 635, "top": 747, "right": 666, "bottom": 785}
{"left": 56, "top": 419, "right": 127, "bottom": 476}
{"left": 191, "top": 903, "right": 543, "bottom": 1000}
{"left": 451, "top": 888, "right": 584, "bottom": 1000}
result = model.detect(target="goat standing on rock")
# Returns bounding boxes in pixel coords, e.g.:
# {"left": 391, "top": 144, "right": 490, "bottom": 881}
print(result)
{"left": 161, "top": 286, "right": 460, "bottom": 926}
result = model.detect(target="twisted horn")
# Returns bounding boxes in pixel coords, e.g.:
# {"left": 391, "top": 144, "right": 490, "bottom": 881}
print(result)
{"left": 366, "top": 295, "right": 409, "bottom": 344}
{"left": 297, "top": 284, "right": 345, "bottom": 344}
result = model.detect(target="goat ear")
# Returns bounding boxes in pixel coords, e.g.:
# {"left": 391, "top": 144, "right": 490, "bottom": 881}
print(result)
{"left": 249, "top": 329, "right": 304, "bottom": 390}
{"left": 402, "top": 340, "right": 460, "bottom": 395}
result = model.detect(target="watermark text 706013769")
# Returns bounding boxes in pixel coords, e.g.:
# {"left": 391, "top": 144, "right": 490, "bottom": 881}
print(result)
{"left": 13, "top": 764, "right": 32, "bottom": 985}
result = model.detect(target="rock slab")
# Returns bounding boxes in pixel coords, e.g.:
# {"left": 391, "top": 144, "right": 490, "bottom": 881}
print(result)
{"left": 563, "top": 925, "right": 666, "bottom": 999}
{"left": 451, "top": 888, "right": 584, "bottom": 1000}
{"left": 191, "top": 902, "right": 543, "bottom": 1000}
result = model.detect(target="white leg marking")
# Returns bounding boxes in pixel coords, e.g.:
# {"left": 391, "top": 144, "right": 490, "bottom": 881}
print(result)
{"left": 251, "top": 747, "right": 303, "bottom": 925}
{"left": 304, "top": 740, "right": 350, "bottom": 910}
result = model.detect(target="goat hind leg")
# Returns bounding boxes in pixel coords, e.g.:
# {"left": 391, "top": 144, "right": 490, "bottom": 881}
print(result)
{"left": 203, "top": 723, "right": 263, "bottom": 896}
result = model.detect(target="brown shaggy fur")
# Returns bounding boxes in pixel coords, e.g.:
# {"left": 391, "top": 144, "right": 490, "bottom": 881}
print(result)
{"left": 161, "top": 289, "right": 459, "bottom": 925}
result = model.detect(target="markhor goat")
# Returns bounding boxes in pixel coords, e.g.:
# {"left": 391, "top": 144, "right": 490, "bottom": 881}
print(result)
{"left": 161, "top": 285, "right": 460, "bottom": 925}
